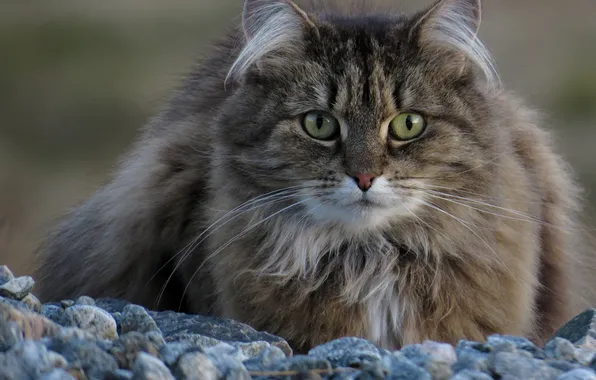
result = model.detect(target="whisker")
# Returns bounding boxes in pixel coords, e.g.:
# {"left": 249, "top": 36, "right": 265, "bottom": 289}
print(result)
{"left": 422, "top": 190, "right": 578, "bottom": 233}
{"left": 150, "top": 185, "right": 311, "bottom": 307}
{"left": 155, "top": 191, "right": 303, "bottom": 308}
{"left": 418, "top": 199, "right": 513, "bottom": 277}
{"left": 178, "top": 197, "right": 315, "bottom": 310}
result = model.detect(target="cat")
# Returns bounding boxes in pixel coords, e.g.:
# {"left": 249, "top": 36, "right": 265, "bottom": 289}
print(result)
{"left": 33, "top": 0, "right": 589, "bottom": 353}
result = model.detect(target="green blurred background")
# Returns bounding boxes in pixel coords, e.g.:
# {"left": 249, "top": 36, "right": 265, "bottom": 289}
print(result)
{"left": 1, "top": 0, "right": 595, "bottom": 275}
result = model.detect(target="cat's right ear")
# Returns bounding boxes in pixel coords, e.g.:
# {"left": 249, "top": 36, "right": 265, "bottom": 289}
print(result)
{"left": 227, "top": 0, "right": 317, "bottom": 84}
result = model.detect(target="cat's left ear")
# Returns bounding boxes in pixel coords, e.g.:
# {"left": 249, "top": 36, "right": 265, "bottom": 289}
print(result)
{"left": 227, "top": 0, "right": 317, "bottom": 83}
{"left": 412, "top": 0, "right": 497, "bottom": 87}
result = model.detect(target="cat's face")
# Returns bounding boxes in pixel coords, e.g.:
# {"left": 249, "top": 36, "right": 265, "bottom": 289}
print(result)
{"left": 216, "top": 2, "right": 502, "bottom": 231}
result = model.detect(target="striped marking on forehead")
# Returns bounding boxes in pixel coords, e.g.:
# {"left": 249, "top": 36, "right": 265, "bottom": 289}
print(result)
{"left": 330, "top": 35, "right": 397, "bottom": 118}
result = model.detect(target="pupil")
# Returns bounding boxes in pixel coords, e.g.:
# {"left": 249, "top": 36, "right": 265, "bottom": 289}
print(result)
{"left": 316, "top": 117, "right": 324, "bottom": 129}
{"left": 405, "top": 116, "right": 413, "bottom": 130}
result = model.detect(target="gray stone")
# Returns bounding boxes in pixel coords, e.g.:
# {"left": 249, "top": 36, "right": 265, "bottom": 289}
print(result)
{"left": 0, "top": 351, "right": 29, "bottom": 379}
{"left": 109, "top": 331, "right": 160, "bottom": 369}
{"left": 383, "top": 353, "right": 432, "bottom": 380}
{"left": 545, "top": 337, "right": 577, "bottom": 361}
{"left": 40, "top": 368, "right": 77, "bottom": 380}
{"left": 576, "top": 348, "right": 596, "bottom": 366}
{"left": 121, "top": 304, "right": 161, "bottom": 334}
{"left": 42, "top": 304, "right": 68, "bottom": 326}
{"left": 204, "top": 342, "right": 250, "bottom": 379}
{"left": 4, "top": 340, "right": 68, "bottom": 378}
{"left": 56, "top": 326, "right": 99, "bottom": 341}
{"left": 0, "top": 319, "right": 22, "bottom": 351}
{"left": 451, "top": 369, "right": 493, "bottom": 380}
{"left": 0, "top": 296, "right": 31, "bottom": 313}
{"left": 0, "top": 265, "right": 15, "bottom": 285}
{"left": 176, "top": 351, "right": 220, "bottom": 380}
{"left": 145, "top": 330, "right": 166, "bottom": 348}
{"left": 452, "top": 344, "right": 491, "bottom": 374}
{"left": 550, "top": 308, "right": 596, "bottom": 351}
{"left": 21, "top": 293, "right": 42, "bottom": 313}
{"left": 107, "top": 369, "right": 134, "bottom": 380}
{"left": 308, "top": 337, "right": 382, "bottom": 368}
{"left": 0, "top": 276, "right": 35, "bottom": 300}
{"left": 63, "top": 305, "right": 118, "bottom": 340}
{"left": 558, "top": 368, "right": 596, "bottom": 380}
{"left": 47, "top": 338, "right": 119, "bottom": 379}
{"left": 132, "top": 352, "right": 175, "bottom": 380}
{"left": 419, "top": 340, "right": 456, "bottom": 380}
{"left": 75, "top": 296, "right": 96, "bottom": 306}
{"left": 547, "top": 359, "right": 580, "bottom": 372}
{"left": 243, "top": 346, "right": 287, "bottom": 372}
{"left": 146, "top": 306, "right": 292, "bottom": 356}
{"left": 268, "top": 355, "right": 332, "bottom": 374}
{"left": 159, "top": 341, "right": 200, "bottom": 368}
{"left": 60, "top": 300, "right": 74, "bottom": 308}
{"left": 492, "top": 351, "right": 561, "bottom": 380}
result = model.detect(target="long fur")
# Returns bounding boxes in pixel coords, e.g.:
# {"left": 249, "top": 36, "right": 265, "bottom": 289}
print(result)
{"left": 33, "top": 0, "right": 591, "bottom": 354}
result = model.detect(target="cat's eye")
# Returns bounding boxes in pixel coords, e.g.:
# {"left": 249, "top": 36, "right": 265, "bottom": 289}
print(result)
{"left": 302, "top": 111, "right": 340, "bottom": 141}
{"left": 389, "top": 113, "right": 426, "bottom": 141}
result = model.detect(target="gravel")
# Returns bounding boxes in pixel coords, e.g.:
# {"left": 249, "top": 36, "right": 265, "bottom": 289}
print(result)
{"left": 1, "top": 265, "right": 595, "bottom": 379}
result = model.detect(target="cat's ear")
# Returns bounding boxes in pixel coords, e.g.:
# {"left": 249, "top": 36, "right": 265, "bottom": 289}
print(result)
{"left": 227, "top": 0, "right": 317, "bottom": 84}
{"left": 412, "top": 0, "right": 498, "bottom": 87}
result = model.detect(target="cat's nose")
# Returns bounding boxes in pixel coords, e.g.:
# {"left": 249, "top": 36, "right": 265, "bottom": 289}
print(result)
{"left": 351, "top": 173, "right": 376, "bottom": 192}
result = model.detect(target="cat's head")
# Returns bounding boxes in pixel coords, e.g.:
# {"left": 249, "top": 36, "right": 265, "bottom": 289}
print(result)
{"left": 214, "top": 0, "right": 507, "bottom": 232}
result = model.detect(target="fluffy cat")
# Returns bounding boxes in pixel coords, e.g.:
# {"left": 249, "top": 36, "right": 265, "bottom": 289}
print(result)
{"left": 34, "top": 0, "right": 588, "bottom": 353}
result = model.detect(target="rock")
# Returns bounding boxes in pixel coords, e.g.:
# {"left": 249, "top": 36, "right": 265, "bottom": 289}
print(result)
{"left": 492, "top": 351, "right": 562, "bottom": 379}
{"left": 243, "top": 346, "right": 287, "bottom": 372}
{"left": 545, "top": 337, "right": 577, "bottom": 361}
{"left": 558, "top": 368, "right": 596, "bottom": 380}
{"left": 145, "top": 330, "right": 166, "bottom": 348}
{"left": 203, "top": 342, "right": 249, "bottom": 379}
{"left": 451, "top": 369, "right": 493, "bottom": 380}
{"left": 266, "top": 355, "right": 333, "bottom": 375}
{"left": 107, "top": 369, "right": 134, "bottom": 380}
{"left": 308, "top": 337, "right": 382, "bottom": 368}
{"left": 146, "top": 307, "right": 292, "bottom": 356}
{"left": 109, "top": 332, "right": 160, "bottom": 369}
{"left": 42, "top": 304, "right": 68, "bottom": 326}
{"left": 0, "top": 317, "right": 22, "bottom": 352}
{"left": 176, "top": 351, "right": 220, "bottom": 380}
{"left": 40, "top": 368, "right": 78, "bottom": 380}
{"left": 576, "top": 348, "right": 596, "bottom": 366}
{"left": 47, "top": 338, "right": 119, "bottom": 379}
{"left": 60, "top": 300, "right": 75, "bottom": 308}
{"left": 75, "top": 296, "right": 96, "bottom": 306}
{"left": 2, "top": 340, "right": 68, "bottom": 378}
{"left": 63, "top": 305, "right": 118, "bottom": 340}
{"left": 159, "top": 341, "right": 199, "bottom": 368}
{"left": 121, "top": 305, "right": 161, "bottom": 335}
{"left": 547, "top": 359, "right": 581, "bottom": 372}
{"left": 383, "top": 353, "right": 432, "bottom": 380}
{"left": 0, "top": 302, "right": 61, "bottom": 341}
{"left": 0, "top": 276, "right": 35, "bottom": 300}
{"left": 132, "top": 352, "right": 175, "bottom": 380}
{"left": 452, "top": 341, "right": 491, "bottom": 374}
{"left": 0, "top": 266, "right": 15, "bottom": 285}
{"left": 22, "top": 293, "right": 42, "bottom": 313}
{"left": 550, "top": 308, "right": 596, "bottom": 351}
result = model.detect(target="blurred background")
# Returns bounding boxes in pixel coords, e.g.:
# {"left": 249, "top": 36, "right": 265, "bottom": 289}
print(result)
{"left": 1, "top": 0, "right": 595, "bottom": 275}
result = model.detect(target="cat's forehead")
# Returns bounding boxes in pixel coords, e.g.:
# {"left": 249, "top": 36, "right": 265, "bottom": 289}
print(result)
{"left": 306, "top": 14, "right": 410, "bottom": 70}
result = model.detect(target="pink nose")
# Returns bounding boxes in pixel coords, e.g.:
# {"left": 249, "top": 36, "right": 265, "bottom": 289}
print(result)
{"left": 351, "top": 173, "right": 376, "bottom": 192}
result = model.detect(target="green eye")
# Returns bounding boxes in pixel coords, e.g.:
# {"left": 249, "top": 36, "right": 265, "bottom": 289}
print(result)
{"left": 302, "top": 111, "right": 340, "bottom": 141}
{"left": 389, "top": 113, "right": 426, "bottom": 141}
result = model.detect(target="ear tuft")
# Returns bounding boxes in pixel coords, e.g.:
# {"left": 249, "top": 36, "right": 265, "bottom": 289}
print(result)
{"left": 414, "top": 0, "right": 499, "bottom": 89}
{"left": 227, "top": 0, "right": 315, "bottom": 84}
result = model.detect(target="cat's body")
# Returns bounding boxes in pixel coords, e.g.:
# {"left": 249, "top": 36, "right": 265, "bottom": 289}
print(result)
{"left": 34, "top": 0, "right": 587, "bottom": 352}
